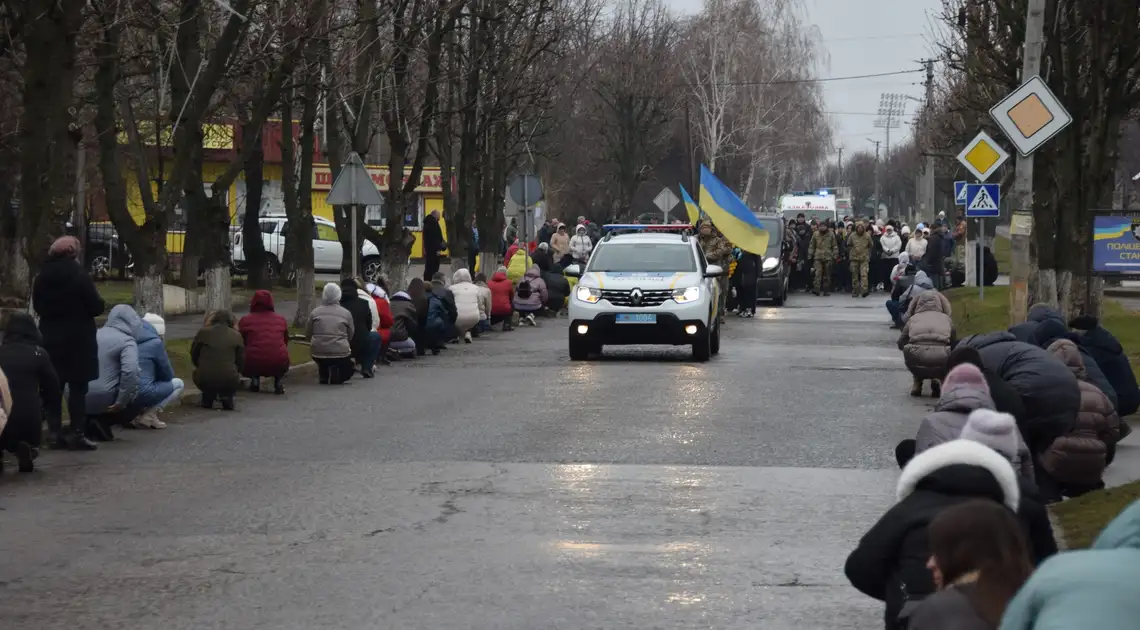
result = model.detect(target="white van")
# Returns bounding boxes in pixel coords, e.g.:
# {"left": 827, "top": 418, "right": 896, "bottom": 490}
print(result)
{"left": 779, "top": 194, "right": 837, "bottom": 224}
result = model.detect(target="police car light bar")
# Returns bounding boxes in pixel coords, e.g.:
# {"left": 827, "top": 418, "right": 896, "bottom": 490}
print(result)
{"left": 602, "top": 224, "right": 694, "bottom": 232}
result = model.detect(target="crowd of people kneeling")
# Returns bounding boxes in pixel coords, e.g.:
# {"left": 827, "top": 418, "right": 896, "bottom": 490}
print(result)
{"left": 843, "top": 271, "right": 1140, "bottom": 628}
{"left": 0, "top": 235, "right": 574, "bottom": 474}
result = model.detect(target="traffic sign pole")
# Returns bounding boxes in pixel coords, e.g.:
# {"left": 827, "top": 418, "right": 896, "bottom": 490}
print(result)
{"left": 978, "top": 218, "right": 984, "bottom": 301}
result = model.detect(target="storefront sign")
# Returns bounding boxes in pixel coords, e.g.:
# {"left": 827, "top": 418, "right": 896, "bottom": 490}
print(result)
{"left": 1092, "top": 213, "right": 1140, "bottom": 276}
{"left": 311, "top": 165, "right": 445, "bottom": 192}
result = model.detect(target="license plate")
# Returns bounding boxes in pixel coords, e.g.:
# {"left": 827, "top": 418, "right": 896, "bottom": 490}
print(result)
{"left": 615, "top": 313, "right": 656, "bottom": 324}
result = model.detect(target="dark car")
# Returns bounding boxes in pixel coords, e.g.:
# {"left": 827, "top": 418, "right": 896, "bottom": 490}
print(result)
{"left": 66, "top": 221, "right": 132, "bottom": 279}
{"left": 752, "top": 215, "right": 790, "bottom": 306}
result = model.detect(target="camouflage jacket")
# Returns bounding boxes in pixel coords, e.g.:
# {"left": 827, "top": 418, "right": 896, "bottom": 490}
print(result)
{"left": 808, "top": 231, "right": 837, "bottom": 261}
{"left": 699, "top": 234, "right": 732, "bottom": 266}
{"left": 847, "top": 231, "right": 874, "bottom": 261}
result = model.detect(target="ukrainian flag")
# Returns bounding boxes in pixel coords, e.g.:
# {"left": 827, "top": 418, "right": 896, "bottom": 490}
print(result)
{"left": 679, "top": 185, "right": 701, "bottom": 225}
{"left": 698, "top": 165, "right": 769, "bottom": 254}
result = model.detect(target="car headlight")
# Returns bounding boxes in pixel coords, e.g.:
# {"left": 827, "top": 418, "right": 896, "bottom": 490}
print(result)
{"left": 762, "top": 257, "right": 780, "bottom": 272}
{"left": 672, "top": 286, "right": 701, "bottom": 303}
{"left": 575, "top": 285, "right": 601, "bottom": 303}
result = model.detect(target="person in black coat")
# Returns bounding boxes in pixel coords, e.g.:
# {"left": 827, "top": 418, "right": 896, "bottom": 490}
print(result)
{"left": 338, "top": 279, "right": 375, "bottom": 376}
{"left": 1031, "top": 317, "right": 1119, "bottom": 411}
{"left": 430, "top": 272, "right": 459, "bottom": 340}
{"left": 734, "top": 251, "right": 760, "bottom": 316}
{"left": 32, "top": 235, "right": 105, "bottom": 450}
{"left": 0, "top": 313, "right": 62, "bottom": 473}
{"left": 920, "top": 226, "right": 946, "bottom": 290}
{"left": 421, "top": 210, "right": 447, "bottom": 281}
{"left": 943, "top": 345, "right": 1027, "bottom": 424}
{"left": 1070, "top": 314, "right": 1140, "bottom": 420}
{"left": 845, "top": 439, "right": 1056, "bottom": 630}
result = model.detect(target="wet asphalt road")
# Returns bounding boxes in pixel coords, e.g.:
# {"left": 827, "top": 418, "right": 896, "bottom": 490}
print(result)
{"left": 0, "top": 293, "right": 931, "bottom": 629}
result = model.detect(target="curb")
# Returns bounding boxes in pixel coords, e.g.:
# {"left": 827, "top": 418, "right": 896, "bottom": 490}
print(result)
{"left": 1105, "top": 288, "right": 1140, "bottom": 298}
{"left": 176, "top": 360, "right": 319, "bottom": 406}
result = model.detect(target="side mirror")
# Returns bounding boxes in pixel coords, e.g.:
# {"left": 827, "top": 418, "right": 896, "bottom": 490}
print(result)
{"left": 704, "top": 264, "right": 725, "bottom": 278}
{"left": 563, "top": 264, "right": 582, "bottom": 278}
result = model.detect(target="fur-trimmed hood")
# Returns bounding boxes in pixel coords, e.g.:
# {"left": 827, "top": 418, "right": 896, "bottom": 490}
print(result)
{"left": 897, "top": 439, "right": 1020, "bottom": 511}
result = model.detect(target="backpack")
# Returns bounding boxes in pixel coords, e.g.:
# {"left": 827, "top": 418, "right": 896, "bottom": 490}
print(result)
{"left": 516, "top": 280, "right": 533, "bottom": 299}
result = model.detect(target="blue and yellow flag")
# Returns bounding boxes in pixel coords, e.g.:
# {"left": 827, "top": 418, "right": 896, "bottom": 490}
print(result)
{"left": 678, "top": 185, "right": 701, "bottom": 225}
{"left": 698, "top": 165, "right": 769, "bottom": 254}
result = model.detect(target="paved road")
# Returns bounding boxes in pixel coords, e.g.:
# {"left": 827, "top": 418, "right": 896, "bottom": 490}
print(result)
{"left": 0, "top": 295, "right": 949, "bottom": 629}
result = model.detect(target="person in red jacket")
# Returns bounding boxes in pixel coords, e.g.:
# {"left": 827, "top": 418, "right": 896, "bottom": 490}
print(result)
{"left": 487, "top": 266, "right": 515, "bottom": 331}
{"left": 366, "top": 281, "right": 395, "bottom": 364}
{"left": 504, "top": 239, "right": 521, "bottom": 266}
{"left": 237, "top": 290, "right": 290, "bottom": 394}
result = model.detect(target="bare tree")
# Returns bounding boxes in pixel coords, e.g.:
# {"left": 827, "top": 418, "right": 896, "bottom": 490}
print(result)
{"left": 937, "top": 0, "right": 1140, "bottom": 318}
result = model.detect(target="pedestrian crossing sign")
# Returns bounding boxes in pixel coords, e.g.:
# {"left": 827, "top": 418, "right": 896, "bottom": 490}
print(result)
{"left": 965, "top": 183, "right": 1000, "bottom": 218}
{"left": 954, "top": 181, "right": 968, "bottom": 206}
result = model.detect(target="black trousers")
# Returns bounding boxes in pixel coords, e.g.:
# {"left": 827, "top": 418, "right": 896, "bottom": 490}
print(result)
{"left": 423, "top": 254, "right": 441, "bottom": 281}
{"left": 315, "top": 357, "right": 355, "bottom": 384}
{"left": 60, "top": 380, "right": 89, "bottom": 437}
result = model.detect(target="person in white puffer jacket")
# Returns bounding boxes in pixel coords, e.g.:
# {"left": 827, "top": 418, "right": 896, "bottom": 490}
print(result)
{"left": 569, "top": 224, "right": 593, "bottom": 264}
{"left": 450, "top": 268, "right": 483, "bottom": 342}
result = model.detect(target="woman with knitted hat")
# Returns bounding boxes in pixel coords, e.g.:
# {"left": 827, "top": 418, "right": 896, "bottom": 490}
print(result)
{"left": 902, "top": 363, "right": 1035, "bottom": 481}
{"left": 32, "top": 235, "right": 106, "bottom": 450}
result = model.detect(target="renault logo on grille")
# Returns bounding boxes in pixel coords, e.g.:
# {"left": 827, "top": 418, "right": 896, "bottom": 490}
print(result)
{"left": 630, "top": 288, "right": 643, "bottom": 305}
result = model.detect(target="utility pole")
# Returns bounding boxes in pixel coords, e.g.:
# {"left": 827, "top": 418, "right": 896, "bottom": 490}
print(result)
{"left": 869, "top": 139, "right": 881, "bottom": 216}
{"left": 921, "top": 59, "right": 936, "bottom": 227}
{"left": 837, "top": 147, "right": 843, "bottom": 186}
{"left": 1009, "top": 0, "right": 1046, "bottom": 324}
{"left": 683, "top": 99, "right": 696, "bottom": 195}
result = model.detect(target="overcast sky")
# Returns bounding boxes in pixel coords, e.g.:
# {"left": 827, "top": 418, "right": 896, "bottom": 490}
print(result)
{"left": 666, "top": 0, "right": 943, "bottom": 162}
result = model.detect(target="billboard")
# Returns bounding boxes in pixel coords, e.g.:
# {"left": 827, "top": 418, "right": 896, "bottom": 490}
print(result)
{"left": 1092, "top": 213, "right": 1140, "bottom": 276}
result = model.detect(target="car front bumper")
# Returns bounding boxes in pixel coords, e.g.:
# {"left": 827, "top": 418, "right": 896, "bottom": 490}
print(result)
{"left": 569, "top": 313, "right": 710, "bottom": 346}
{"left": 757, "top": 274, "right": 784, "bottom": 299}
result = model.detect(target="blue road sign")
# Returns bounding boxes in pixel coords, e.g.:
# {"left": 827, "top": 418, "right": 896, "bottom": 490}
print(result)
{"left": 954, "top": 181, "right": 968, "bottom": 206}
{"left": 965, "top": 183, "right": 1000, "bottom": 218}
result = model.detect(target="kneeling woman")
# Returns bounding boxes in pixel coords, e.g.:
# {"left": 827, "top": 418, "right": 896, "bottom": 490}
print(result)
{"left": 191, "top": 311, "right": 245, "bottom": 409}
{"left": 307, "top": 283, "right": 356, "bottom": 383}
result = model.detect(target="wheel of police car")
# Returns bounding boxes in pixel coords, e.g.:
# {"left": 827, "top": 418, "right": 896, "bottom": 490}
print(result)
{"left": 569, "top": 338, "right": 590, "bottom": 361}
{"left": 691, "top": 326, "right": 711, "bottom": 362}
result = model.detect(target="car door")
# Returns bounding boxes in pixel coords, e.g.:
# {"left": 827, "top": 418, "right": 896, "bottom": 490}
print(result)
{"left": 314, "top": 222, "right": 343, "bottom": 271}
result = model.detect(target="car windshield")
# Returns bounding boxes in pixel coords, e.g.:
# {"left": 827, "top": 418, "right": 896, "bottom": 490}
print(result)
{"left": 588, "top": 243, "right": 697, "bottom": 273}
{"left": 755, "top": 218, "right": 783, "bottom": 257}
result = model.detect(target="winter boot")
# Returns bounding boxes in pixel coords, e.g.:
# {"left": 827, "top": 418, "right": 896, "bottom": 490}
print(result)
{"left": 273, "top": 377, "right": 285, "bottom": 395}
{"left": 249, "top": 377, "right": 261, "bottom": 393}
{"left": 220, "top": 396, "right": 235, "bottom": 411}
{"left": 16, "top": 442, "right": 36, "bottom": 473}
{"left": 201, "top": 392, "right": 217, "bottom": 409}
{"left": 930, "top": 380, "right": 942, "bottom": 398}
{"left": 910, "top": 377, "right": 923, "bottom": 397}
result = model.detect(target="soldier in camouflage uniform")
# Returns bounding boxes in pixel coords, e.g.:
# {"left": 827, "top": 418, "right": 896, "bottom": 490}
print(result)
{"left": 847, "top": 222, "right": 874, "bottom": 297}
{"left": 808, "top": 223, "right": 837, "bottom": 295}
{"left": 698, "top": 221, "right": 732, "bottom": 314}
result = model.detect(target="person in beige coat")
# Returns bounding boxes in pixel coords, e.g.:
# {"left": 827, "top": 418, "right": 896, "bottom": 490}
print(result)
{"left": 898, "top": 290, "right": 955, "bottom": 397}
{"left": 550, "top": 224, "right": 571, "bottom": 266}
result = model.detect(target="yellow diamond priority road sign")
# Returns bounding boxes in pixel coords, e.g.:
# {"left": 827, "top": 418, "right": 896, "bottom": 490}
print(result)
{"left": 956, "top": 131, "right": 1009, "bottom": 183}
{"left": 990, "top": 75, "right": 1072, "bottom": 157}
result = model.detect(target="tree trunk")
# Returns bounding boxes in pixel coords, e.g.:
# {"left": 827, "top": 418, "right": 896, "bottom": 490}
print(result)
{"left": 0, "top": 175, "right": 30, "bottom": 307}
{"left": 203, "top": 264, "right": 232, "bottom": 315}
{"left": 19, "top": 0, "right": 85, "bottom": 272}
{"left": 134, "top": 264, "right": 165, "bottom": 316}
{"left": 241, "top": 119, "right": 269, "bottom": 288}
{"left": 92, "top": 2, "right": 167, "bottom": 314}
{"left": 281, "top": 60, "right": 319, "bottom": 327}
{"left": 180, "top": 135, "right": 207, "bottom": 289}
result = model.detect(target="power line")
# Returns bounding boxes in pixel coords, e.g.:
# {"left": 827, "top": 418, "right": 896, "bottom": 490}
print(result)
{"left": 711, "top": 68, "right": 925, "bottom": 87}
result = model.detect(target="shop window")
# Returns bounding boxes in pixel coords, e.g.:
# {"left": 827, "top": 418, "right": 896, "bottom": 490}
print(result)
{"left": 363, "top": 196, "right": 425, "bottom": 229}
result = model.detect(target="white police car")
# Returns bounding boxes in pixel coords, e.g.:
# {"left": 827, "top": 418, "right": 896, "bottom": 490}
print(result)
{"left": 564, "top": 225, "right": 725, "bottom": 362}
